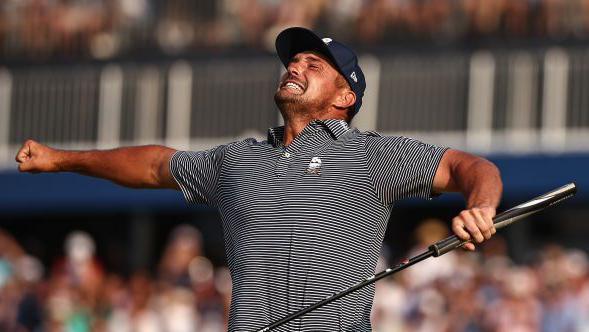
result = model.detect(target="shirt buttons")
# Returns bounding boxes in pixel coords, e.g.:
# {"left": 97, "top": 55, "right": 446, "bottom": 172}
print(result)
{"left": 282, "top": 152, "right": 291, "bottom": 158}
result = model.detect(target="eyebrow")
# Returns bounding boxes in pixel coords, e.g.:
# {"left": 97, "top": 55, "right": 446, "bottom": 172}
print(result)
{"left": 305, "top": 55, "right": 323, "bottom": 63}
{"left": 291, "top": 53, "right": 326, "bottom": 64}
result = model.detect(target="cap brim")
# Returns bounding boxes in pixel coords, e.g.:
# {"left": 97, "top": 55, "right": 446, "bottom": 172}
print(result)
{"left": 275, "top": 27, "right": 338, "bottom": 69}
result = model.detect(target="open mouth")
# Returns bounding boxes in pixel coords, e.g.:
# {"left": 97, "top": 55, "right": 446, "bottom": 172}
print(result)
{"left": 281, "top": 80, "right": 305, "bottom": 94}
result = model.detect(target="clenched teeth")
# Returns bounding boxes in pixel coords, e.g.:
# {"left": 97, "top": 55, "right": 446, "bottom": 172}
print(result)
{"left": 285, "top": 82, "right": 303, "bottom": 92}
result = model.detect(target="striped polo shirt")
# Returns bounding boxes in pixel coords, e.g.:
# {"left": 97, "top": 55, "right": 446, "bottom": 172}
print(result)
{"left": 170, "top": 119, "right": 447, "bottom": 331}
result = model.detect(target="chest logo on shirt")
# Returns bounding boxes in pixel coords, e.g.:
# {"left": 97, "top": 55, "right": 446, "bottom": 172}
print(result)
{"left": 305, "top": 157, "right": 322, "bottom": 175}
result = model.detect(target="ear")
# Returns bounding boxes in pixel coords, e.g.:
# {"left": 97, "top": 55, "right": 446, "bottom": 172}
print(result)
{"left": 334, "top": 90, "right": 356, "bottom": 110}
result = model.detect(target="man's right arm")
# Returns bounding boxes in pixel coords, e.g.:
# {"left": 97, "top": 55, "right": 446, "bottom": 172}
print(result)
{"left": 15, "top": 139, "right": 179, "bottom": 189}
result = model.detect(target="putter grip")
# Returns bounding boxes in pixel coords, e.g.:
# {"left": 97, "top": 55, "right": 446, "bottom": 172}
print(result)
{"left": 429, "top": 183, "right": 577, "bottom": 257}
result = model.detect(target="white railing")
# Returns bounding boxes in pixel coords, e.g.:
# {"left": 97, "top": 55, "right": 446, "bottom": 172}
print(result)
{"left": 1, "top": 48, "right": 589, "bottom": 170}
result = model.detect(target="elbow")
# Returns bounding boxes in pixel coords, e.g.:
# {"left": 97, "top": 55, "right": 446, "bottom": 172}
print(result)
{"left": 481, "top": 157, "right": 501, "bottom": 178}
{"left": 147, "top": 165, "right": 164, "bottom": 188}
{"left": 491, "top": 160, "right": 503, "bottom": 189}
{"left": 148, "top": 149, "right": 176, "bottom": 189}
{"left": 115, "top": 177, "right": 156, "bottom": 189}
{"left": 452, "top": 152, "right": 502, "bottom": 183}
{"left": 476, "top": 157, "right": 503, "bottom": 188}
{"left": 117, "top": 163, "right": 161, "bottom": 189}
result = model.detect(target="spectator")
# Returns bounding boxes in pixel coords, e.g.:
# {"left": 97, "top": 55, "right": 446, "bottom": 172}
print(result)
{"left": 5, "top": 0, "right": 589, "bottom": 61}
{"left": 3, "top": 223, "right": 589, "bottom": 331}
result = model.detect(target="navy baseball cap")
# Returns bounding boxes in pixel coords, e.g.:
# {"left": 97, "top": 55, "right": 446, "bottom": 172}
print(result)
{"left": 275, "top": 27, "right": 366, "bottom": 114}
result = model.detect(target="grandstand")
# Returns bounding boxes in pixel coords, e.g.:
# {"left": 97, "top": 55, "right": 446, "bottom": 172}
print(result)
{"left": 1, "top": 1, "right": 588, "bottom": 331}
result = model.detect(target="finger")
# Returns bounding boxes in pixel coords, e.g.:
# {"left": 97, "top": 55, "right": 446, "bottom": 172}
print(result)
{"left": 472, "top": 209, "right": 492, "bottom": 240}
{"left": 462, "top": 242, "right": 476, "bottom": 251}
{"left": 461, "top": 211, "right": 485, "bottom": 243}
{"left": 18, "top": 160, "right": 33, "bottom": 172}
{"left": 452, "top": 217, "right": 471, "bottom": 241}
{"left": 487, "top": 213, "right": 496, "bottom": 235}
{"left": 479, "top": 207, "right": 497, "bottom": 234}
{"left": 485, "top": 209, "right": 497, "bottom": 235}
{"left": 15, "top": 145, "right": 31, "bottom": 163}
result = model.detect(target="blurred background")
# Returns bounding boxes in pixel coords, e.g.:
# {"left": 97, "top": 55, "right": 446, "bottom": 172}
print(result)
{"left": 1, "top": 0, "right": 589, "bottom": 331}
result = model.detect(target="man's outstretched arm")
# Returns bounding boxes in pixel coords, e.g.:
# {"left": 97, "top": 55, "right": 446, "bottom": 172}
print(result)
{"left": 433, "top": 149, "right": 503, "bottom": 250}
{"left": 15, "top": 139, "right": 179, "bottom": 189}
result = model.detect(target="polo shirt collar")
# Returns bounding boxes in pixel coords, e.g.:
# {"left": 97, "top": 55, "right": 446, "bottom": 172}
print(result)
{"left": 267, "top": 119, "right": 350, "bottom": 148}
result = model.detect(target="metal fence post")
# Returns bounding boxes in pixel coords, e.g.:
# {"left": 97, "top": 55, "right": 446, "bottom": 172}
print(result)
{"left": 166, "top": 61, "right": 193, "bottom": 150}
{"left": 507, "top": 52, "right": 537, "bottom": 152}
{"left": 467, "top": 51, "right": 495, "bottom": 152}
{"left": 0, "top": 69, "right": 12, "bottom": 168}
{"left": 98, "top": 65, "right": 123, "bottom": 149}
{"left": 542, "top": 48, "right": 569, "bottom": 151}
{"left": 135, "top": 66, "right": 162, "bottom": 144}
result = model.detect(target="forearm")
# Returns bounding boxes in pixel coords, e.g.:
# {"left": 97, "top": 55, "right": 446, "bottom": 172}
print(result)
{"left": 434, "top": 149, "right": 502, "bottom": 249}
{"left": 453, "top": 157, "right": 502, "bottom": 209}
{"left": 56, "top": 145, "right": 177, "bottom": 188}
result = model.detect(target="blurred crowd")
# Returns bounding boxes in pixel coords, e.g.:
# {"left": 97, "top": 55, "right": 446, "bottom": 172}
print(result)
{"left": 2, "top": 0, "right": 589, "bottom": 61}
{"left": 373, "top": 219, "right": 589, "bottom": 332}
{"left": 0, "top": 225, "right": 231, "bottom": 332}
{"left": 2, "top": 219, "right": 589, "bottom": 331}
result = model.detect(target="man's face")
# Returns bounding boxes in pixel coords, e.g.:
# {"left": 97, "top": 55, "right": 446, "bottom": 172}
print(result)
{"left": 274, "top": 51, "right": 343, "bottom": 116}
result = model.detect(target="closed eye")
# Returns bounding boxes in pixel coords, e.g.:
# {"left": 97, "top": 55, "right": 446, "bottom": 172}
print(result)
{"left": 305, "top": 64, "right": 319, "bottom": 72}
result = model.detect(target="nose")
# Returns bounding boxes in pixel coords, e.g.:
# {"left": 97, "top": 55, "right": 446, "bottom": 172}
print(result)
{"left": 287, "top": 61, "right": 302, "bottom": 77}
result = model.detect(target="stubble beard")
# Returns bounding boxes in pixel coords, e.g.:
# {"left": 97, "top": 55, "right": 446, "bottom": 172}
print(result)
{"left": 274, "top": 90, "right": 329, "bottom": 122}
{"left": 274, "top": 90, "right": 306, "bottom": 121}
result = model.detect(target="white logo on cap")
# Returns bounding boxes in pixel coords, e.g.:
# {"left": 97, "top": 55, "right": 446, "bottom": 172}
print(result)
{"left": 350, "top": 71, "right": 358, "bottom": 83}
{"left": 322, "top": 38, "right": 332, "bottom": 45}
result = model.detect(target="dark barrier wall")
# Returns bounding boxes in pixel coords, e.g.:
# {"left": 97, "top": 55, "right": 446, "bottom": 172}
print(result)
{"left": 0, "top": 153, "right": 586, "bottom": 215}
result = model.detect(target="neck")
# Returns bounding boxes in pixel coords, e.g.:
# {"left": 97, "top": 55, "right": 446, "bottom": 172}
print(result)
{"left": 278, "top": 103, "right": 348, "bottom": 145}
{"left": 281, "top": 114, "right": 346, "bottom": 146}
{"left": 282, "top": 118, "right": 311, "bottom": 146}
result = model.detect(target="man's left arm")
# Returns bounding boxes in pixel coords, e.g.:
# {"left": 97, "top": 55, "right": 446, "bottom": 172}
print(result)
{"left": 433, "top": 149, "right": 503, "bottom": 251}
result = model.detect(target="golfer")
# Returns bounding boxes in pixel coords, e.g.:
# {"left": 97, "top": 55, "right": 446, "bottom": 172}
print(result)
{"left": 16, "top": 27, "right": 502, "bottom": 331}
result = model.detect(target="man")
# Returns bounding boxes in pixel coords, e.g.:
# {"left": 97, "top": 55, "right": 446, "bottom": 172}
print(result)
{"left": 16, "top": 27, "right": 502, "bottom": 331}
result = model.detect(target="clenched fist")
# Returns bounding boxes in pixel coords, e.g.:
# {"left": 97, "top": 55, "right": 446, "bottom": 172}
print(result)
{"left": 452, "top": 206, "right": 496, "bottom": 251}
{"left": 15, "top": 140, "right": 63, "bottom": 173}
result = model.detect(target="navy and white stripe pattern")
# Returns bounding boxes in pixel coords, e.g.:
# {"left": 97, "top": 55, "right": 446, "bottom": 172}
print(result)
{"left": 170, "top": 119, "right": 448, "bottom": 331}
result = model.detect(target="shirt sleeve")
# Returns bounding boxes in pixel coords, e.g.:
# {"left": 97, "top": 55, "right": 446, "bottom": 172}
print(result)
{"left": 364, "top": 134, "right": 449, "bottom": 205}
{"left": 169, "top": 144, "right": 229, "bottom": 206}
